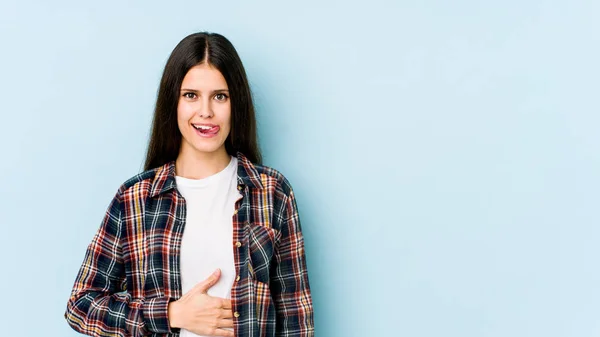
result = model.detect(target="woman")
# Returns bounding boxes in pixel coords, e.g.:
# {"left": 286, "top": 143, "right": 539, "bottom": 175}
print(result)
{"left": 65, "top": 32, "right": 314, "bottom": 337}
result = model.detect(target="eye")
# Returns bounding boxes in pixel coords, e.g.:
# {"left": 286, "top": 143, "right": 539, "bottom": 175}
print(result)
{"left": 182, "top": 92, "right": 197, "bottom": 99}
{"left": 215, "top": 93, "right": 229, "bottom": 101}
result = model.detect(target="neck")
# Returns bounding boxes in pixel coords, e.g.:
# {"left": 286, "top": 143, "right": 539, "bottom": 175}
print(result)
{"left": 175, "top": 147, "right": 231, "bottom": 179}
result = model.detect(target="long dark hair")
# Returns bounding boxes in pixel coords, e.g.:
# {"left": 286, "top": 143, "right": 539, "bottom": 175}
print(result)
{"left": 144, "top": 32, "right": 262, "bottom": 171}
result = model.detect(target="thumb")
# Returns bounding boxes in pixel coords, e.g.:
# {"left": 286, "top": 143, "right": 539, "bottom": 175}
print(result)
{"left": 192, "top": 269, "right": 221, "bottom": 294}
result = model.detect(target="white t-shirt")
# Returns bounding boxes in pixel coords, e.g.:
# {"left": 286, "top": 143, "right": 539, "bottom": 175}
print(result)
{"left": 175, "top": 156, "right": 240, "bottom": 337}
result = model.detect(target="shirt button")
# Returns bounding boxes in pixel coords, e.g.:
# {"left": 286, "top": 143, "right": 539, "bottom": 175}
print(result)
{"left": 234, "top": 312, "right": 240, "bottom": 318}
{"left": 235, "top": 275, "right": 241, "bottom": 282}
{"left": 235, "top": 241, "right": 242, "bottom": 248}
{"left": 237, "top": 186, "right": 242, "bottom": 190}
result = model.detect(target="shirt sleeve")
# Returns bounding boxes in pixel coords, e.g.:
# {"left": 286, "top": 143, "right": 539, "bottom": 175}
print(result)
{"left": 64, "top": 188, "right": 175, "bottom": 337}
{"left": 271, "top": 187, "right": 315, "bottom": 336}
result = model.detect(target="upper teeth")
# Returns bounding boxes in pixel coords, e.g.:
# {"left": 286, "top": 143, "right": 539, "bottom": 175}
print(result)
{"left": 194, "top": 125, "right": 213, "bottom": 130}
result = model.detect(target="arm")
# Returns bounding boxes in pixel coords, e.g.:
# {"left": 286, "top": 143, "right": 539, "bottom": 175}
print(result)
{"left": 271, "top": 188, "right": 315, "bottom": 337}
{"left": 64, "top": 188, "right": 174, "bottom": 337}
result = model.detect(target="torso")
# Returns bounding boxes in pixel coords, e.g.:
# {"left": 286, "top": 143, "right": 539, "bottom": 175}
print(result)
{"left": 175, "top": 156, "right": 240, "bottom": 337}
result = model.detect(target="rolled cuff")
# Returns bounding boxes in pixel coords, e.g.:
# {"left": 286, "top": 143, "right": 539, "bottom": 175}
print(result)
{"left": 142, "top": 297, "right": 179, "bottom": 334}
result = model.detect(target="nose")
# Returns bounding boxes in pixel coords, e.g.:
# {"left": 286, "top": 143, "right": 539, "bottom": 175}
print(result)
{"left": 197, "top": 101, "right": 214, "bottom": 118}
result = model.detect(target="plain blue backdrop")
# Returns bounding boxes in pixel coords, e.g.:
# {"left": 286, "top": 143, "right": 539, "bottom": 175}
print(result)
{"left": 0, "top": 0, "right": 598, "bottom": 336}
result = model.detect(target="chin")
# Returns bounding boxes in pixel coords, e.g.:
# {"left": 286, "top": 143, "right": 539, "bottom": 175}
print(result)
{"left": 192, "top": 143, "right": 226, "bottom": 154}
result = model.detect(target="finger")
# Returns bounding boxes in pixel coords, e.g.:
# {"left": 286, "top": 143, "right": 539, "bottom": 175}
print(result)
{"left": 219, "top": 318, "right": 234, "bottom": 328}
{"left": 219, "top": 309, "right": 233, "bottom": 319}
{"left": 220, "top": 299, "right": 232, "bottom": 310}
{"left": 212, "top": 328, "right": 234, "bottom": 337}
{"left": 191, "top": 269, "right": 221, "bottom": 294}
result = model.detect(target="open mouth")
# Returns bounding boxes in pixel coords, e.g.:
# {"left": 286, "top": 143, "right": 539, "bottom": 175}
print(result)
{"left": 192, "top": 124, "right": 219, "bottom": 135}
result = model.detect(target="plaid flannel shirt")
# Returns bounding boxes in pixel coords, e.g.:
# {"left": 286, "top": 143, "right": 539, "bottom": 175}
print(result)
{"left": 65, "top": 152, "right": 314, "bottom": 337}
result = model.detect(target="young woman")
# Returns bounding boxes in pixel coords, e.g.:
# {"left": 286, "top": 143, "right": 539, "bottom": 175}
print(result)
{"left": 65, "top": 32, "right": 314, "bottom": 337}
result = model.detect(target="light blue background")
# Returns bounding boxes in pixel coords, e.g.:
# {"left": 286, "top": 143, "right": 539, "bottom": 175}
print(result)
{"left": 0, "top": 0, "right": 598, "bottom": 336}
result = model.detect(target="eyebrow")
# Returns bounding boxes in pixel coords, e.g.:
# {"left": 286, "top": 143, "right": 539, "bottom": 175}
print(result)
{"left": 180, "top": 88, "right": 229, "bottom": 93}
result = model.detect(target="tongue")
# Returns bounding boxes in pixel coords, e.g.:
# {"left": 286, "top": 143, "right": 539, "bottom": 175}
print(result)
{"left": 200, "top": 127, "right": 218, "bottom": 134}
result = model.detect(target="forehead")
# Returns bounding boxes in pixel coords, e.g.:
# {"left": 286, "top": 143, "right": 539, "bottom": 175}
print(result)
{"left": 181, "top": 63, "right": 228, "bottom": 89}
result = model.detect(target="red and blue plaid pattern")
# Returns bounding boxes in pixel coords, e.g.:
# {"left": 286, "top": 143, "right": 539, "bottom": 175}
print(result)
{"left": 65, "top": 152, "right": 314, "bottom": 337}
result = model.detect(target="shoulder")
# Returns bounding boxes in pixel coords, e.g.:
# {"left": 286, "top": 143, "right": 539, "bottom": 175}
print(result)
{"left": 252, "top": 163, "right": 295, "bottom": 197}
{"left": 248, "top": 163, "right": 301, "bottom": 227}
{"left": 113, "top": 166, "right": 163, "bottom": 200}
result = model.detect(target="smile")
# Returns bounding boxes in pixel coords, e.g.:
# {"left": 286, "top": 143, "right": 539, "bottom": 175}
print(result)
{"left": 192, "top": 124, "right": 220, "bottom": 137}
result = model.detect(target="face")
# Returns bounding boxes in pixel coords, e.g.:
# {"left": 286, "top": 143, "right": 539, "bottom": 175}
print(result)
{"left": 177, "top": 63, "right": 231, "bottom": 158}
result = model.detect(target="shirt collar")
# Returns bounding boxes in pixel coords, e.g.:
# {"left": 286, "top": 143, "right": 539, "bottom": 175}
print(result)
{"left": 150, "top": 151, "right": 263, "bottom": 197}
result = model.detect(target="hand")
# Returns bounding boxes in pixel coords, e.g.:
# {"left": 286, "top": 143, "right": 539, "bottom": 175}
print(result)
{"left": 168, "top": 269, "right": 234, "bottom": 337}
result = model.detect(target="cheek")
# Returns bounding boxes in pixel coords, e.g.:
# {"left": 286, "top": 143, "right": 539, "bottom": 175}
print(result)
{"left": 177, "top": 102, "right": 195, "bottom": 123}
{"left": 221, "top": 105, "right": 232, "bottom": 128}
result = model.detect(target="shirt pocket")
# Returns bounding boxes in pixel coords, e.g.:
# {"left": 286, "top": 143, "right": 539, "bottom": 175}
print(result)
{"left": 247, "top": 223, "right": 280, "bottom": 284}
